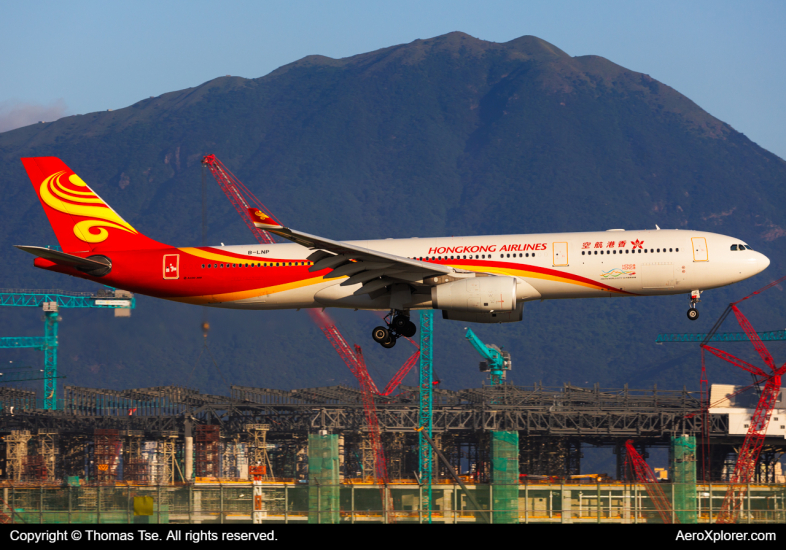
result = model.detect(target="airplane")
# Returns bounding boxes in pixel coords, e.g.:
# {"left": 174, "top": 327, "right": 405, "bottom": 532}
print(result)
{"left": 17, "top": 157, "right": 770, "bottom": 349}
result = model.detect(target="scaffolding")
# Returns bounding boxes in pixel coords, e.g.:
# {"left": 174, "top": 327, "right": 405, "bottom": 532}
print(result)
{"left": 37, "top": 431, "right": 57, "bottom": 481}
{"left": 160, "top": 432, "right": 180, "bottom": 484}
{"left": 671, "top": 434, "right": 698, "bottom": 523}
{"left": 123, "top": 430, "right": 148, "bottom": 484}
{"left": 195, "top": 425, "right": 220, "bottom": 479}
{"left": 246, "top": 424, "right": 274, "bottom": 480}
{"left": 308, "top": 433, "right": 339, "bottom": 524}
{"left": 491, "top": 431, "right": 519, "bottom": 524}
{"left": 92, "top": 429, "right": 119, "bottom": 484}
{"left": 4, "top": 430, "right": 31, "bottom": 481}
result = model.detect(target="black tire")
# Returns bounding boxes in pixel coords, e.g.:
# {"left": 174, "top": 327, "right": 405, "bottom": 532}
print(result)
{"left": 392, "top": 315, "right": 409, "bottom": 330}
{"left": 381, "top": 337, "right": 397, "bottom": 349}
{"left": 687, "top": 308, "right": 699, "bottom": 321}
{"left": 372, "top": 326, "right": 390, "bottom": 343}
{"left": 401, "top": 321, "right": 417, "bottom": 338}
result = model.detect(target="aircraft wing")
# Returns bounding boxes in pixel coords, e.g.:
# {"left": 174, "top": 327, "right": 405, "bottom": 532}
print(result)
{"left": 268, "top": 226, "right": 454, "bottom": 295}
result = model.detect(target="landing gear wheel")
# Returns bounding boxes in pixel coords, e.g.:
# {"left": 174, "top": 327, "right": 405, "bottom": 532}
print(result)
{"left": 401, "top": 321, "right": 417, "bottom": 338}
{"left": 372, "top": 326, "right": 390, "bottom": 343}
{"left": 687, "top": 308, "right": 699, "bottom": 321}
{"left": 392, "top": 315, "right": 409, "bottom": 331}
{"left": 381, "top": 337, "right": 397, "bottom": 349}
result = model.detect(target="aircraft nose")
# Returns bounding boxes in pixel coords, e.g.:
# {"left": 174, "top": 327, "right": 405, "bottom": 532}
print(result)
{"left": 758, "top": 252, "right": 770, "bottom": 273}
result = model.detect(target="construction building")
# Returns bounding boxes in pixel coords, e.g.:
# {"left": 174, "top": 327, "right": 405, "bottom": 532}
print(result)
{"left": 1, "top": 382, "right": 785, "bottom": 524}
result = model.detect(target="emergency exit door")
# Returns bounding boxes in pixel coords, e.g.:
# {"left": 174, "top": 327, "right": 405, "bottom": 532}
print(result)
{"left": 553, "top": 242, "right": 568, "bottom": 266}
{"left": 691, "top": 237, "right": 708, "bottom": 262}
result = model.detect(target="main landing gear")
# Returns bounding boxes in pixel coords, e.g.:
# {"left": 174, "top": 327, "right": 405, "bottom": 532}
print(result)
{"left": 372, "top": 311, "right": 417, "bottom": 348}
{"left": 687, "top": 290, "right": 701, "bottom": 321}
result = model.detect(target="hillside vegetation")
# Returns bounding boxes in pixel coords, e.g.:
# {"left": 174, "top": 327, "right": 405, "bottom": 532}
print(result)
{"left": 1, "top": 32, "right": 784, "bottom": 396}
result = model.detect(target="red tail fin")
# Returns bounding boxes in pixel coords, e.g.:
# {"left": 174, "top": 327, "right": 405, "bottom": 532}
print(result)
{"left": 21, "top": 157, "right": 167, "bottom": 252}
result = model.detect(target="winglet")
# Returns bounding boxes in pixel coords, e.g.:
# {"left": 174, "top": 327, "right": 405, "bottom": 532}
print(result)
{"left": 247, "top": 208, "right": 283, "bottom": 230}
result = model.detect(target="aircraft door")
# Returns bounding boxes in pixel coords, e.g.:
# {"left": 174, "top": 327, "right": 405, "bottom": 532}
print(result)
{"left": 163, "top": 254, "right": 179, "bottom": 279}
{"left": 552, "top": 242, "right": 568, "bottom": 266}
{"left": 691, "top": 237, "right": 708, "bottom": 262}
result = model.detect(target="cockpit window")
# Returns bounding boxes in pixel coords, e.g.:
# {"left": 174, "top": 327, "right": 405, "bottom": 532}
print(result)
{"left": 730, "top": 244, "right": 738, "bottom": 251}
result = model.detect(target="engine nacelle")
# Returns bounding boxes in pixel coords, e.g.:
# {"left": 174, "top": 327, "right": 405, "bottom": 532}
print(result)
{"left": 431, "top": 276, "right": 517, "bottom": 313}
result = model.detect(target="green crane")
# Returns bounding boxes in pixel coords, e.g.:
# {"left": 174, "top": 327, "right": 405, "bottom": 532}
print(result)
{"left": 0, "top": 288, "right": 135, "bottom": 410}
{"left": 655, "top": 329, "right": 786, "bottom": 344}
{"left": 464, "top": 328, "right": 511, "bottom": 386}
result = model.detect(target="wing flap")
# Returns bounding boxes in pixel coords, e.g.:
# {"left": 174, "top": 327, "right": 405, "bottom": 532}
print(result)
{"left": 271, "top": 226, "right": 453, "bottom": 296}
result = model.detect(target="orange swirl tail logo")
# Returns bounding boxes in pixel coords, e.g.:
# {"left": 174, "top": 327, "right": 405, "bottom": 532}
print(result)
{"left": 40, "top": 170, "right": 138, "bottom": 244}
{"left": 248, "top": 208, "right": 281, "bottom": 228}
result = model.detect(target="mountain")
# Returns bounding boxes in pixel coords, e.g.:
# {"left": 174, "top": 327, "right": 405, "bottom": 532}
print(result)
{"left": 1, "top": 32, "right": 785, "bottom": 397}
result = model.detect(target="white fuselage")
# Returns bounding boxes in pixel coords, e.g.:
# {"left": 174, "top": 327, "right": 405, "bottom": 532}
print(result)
{"left": 203, "top": 228, "right": 769, "bottom": 311}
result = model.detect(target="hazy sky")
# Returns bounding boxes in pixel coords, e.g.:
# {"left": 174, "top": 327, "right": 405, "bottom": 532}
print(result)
{"left": 2, "top": 0, "right": 784, "bottom": 159}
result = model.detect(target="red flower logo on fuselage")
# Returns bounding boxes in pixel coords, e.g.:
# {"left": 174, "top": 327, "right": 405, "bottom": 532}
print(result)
{"left": 631, "top": 239, "right": 644, "bottom": 250}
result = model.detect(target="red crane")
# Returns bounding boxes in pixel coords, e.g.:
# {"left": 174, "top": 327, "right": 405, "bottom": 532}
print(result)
{"left": 201, "top": 154, "right": 280, "bottom": 245}
{"left": 202, "top": 154, "right": 420, "bottom": 396}
{"left": 624, "top": 440, "right": 678, "bottom": 524}
{"left": 694, "top": 276, "right": 786, "bottom": 524}
{"left": 702, "top": 305, "right": 786, "bottom": 523}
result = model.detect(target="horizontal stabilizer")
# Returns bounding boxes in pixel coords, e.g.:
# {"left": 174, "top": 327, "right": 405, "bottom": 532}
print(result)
{"left": 15, "top": 246, "right": 111, "bottom": 275}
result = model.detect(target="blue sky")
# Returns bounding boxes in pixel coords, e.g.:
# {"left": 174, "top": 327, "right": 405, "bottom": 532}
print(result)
{"left": 2, "top": 0, "right": 785, "bottom": 159}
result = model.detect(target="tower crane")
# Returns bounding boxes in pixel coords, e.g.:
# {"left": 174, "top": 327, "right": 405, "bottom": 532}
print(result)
{"left": 0, "top": 287, "right": 135, "bottom": 410}
{"left": 464, "top": 328, "right": 511, "bottom": 386}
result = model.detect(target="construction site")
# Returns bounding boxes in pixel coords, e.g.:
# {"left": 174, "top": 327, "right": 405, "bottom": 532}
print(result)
{"left": 2, "top": 156, "right": 785, "bottom": 525}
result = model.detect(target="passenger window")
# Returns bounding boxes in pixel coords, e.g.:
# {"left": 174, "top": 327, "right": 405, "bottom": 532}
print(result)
{"left": 201, "top": 264, "right": 205, "bottom": 268}
{"left": 625, "top": 250, "right": 629, "bottom": 254}
{"left": 613, "top": 250, "right": 617, "bottom": 254}
{"left": 675, "top": 248, "right": 679, "bottom": 252}
{"left": 582, "top": 251, "right": 585, "bottom": 255}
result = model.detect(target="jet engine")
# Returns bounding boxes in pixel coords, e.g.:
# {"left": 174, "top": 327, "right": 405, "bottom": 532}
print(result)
{"left": 431, "top": 276, "right": 518, "bottom": 313}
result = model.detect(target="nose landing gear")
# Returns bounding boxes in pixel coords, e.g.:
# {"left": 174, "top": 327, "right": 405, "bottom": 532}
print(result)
{"left": 372, "top": 311, "right": 417, "bottom": 348}
{"left": 687, "top": 290, "right": 701, "bottom": 321}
